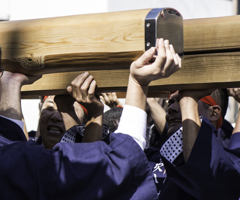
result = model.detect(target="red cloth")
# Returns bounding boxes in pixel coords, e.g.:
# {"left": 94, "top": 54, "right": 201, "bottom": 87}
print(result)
{"left": 79, "top": 104, "right": 88, "bottom": 116}
{"left": 43, "top": 96, "right": 48, "bottom": 101}
{"left": 116, "top": 105, "right": 123, "bottom": 108}
{"left": 168, "top": 92, "right": 223, "bottom": 130}
{"left": 200, "top": 96, "right": 223, "bottom": 130}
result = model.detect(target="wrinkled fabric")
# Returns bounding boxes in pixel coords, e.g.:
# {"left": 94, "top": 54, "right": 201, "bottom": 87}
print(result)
{"left": 0, "top": 117, "right": 157, "bottom": 200}
{"left": 0, "top": 116, "right": 26, "bottom": 141}
{"left": 217, "top": 119, "right": 233, "bottom": 148}
{"left": 161, "top": 117, "right": 240, "bottom": 200}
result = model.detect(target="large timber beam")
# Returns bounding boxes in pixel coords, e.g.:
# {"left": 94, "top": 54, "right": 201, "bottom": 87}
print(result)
{"left": 21, "top": 51, "right": 240, "bottom": 97}
{"left": 0, "top": 8, "right": 183, "bottom": 75}
{"left": 2, "top": 9, "right": 240, "bottom": 97}
{"left": 184, "top": 15, "right": 240, "bottom": 53}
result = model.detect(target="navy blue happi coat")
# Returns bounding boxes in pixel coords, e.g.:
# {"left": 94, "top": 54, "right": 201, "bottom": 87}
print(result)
{"left": 0, "top": 116, "right": 157, "bottom": 200}
{"left": 160, "top": 117, "right": 240, "bottom": 200}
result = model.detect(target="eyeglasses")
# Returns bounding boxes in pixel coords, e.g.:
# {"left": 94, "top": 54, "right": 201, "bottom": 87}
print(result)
{"left": 0, "top": 68, "right": 4, "bottom": 78}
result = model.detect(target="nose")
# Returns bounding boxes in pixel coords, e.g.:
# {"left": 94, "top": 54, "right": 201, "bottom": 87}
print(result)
{"left": 167, "top": 101, "right": 180, "bottom": 115}
{"left": 50, "top": 110, "right": 63, "bottom": 122}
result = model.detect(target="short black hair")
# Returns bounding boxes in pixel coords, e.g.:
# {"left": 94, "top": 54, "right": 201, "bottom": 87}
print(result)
{"left": 210, "top": 89, "right": 229, "bottom": 119}
{"left": 103, "top": 107, "right": 123, "bottom": 133}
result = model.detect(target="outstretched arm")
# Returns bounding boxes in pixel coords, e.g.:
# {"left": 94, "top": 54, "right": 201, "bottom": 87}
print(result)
{"left": 67, "top": 73, "right": 104, "bottom": 142}
{"left": 116, "top": 39, "right": 181, "bottom": 150}
{"left": 127, "top": 39, "right": 181, "bottom": 110}
{"left": 228, "top": 88, "right": 240, "bottom": 134}
{"left": 147, "top": 98, "right": 166, "bottom": 134}
{"left": 0, "top": 71, "right": 41, "bottom": 120}
{"left": 0, "top": 71, "right": 41, "bottom": 139}
{"left": 179, "top": 89, "right": 215, "bottom": 161}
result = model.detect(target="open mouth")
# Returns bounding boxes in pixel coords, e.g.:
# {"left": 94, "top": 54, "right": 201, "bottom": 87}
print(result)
{"left": 169, "top": 118, "right": 182, "bottom": 124}
{"left": 47, "top": 126, "right": 63, "bottom": 134}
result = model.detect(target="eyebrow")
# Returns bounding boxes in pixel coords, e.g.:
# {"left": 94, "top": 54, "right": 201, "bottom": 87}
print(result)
{"left": 45, "top": 100, "right": 55, "bottom": 104}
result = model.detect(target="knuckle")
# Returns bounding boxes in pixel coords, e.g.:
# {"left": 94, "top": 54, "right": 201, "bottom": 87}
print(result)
{"left": 168, "top": 55, "right": 174, "bottom": 62}
{"left": 80, "top": 85, "right": 87, "bottom": 91}
{"left": 159, "top": 54, "right": 166, "bottom": 62}
{"left": 153, "top": 68, "right": 161, "bottom": 75}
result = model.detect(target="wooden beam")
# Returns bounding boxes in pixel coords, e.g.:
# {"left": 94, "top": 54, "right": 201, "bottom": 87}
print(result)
{"left": 0, "top": 8, "right": 183, "bottom": 76}
{"left": 184, "top": 15, "right": 240, "bottom": 53}
{"left": 2, "top": 11, "right": 240, "bottom": 97}
{"left": 21, "top": 51, "right": 240, "bottom": 97}
{"left": 0, "top": 9, "right": 150, "bottom": 75}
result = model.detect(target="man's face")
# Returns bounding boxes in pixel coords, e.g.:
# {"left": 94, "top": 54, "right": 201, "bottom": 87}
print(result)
{"left": 39, "top": 96, "right": 66, "bottom": 149}
{"left": 166, "top": 91, "right": 182, "bottom": 137}
{"left": 39, "top": 95, "right": 86, "bottom": 149}
{"left": 166, "top": 91, "right": 212, "bottom": 137}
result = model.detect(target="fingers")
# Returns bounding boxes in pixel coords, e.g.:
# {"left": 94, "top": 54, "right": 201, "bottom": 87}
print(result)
{"left": 99, "top": 93, "right": 109, "bottom": 105}
{"left": 67, "top": 86, "right": 73, "bottom": 95}
{"left": 154, "top": 38, "right": 166, "bottom": 68}
{"left": 134, "top": 46, "right": 156, "bottom": 68}
{"left": 228, "top": 88, "right": 240, "bottom": 103}
{"left": 170, "top": 44, "right": 179, "bottom": 66}
{"left": 112, "top": 92, "right": 118, "bottom": 102}
{"left": 80, "top": 75, "right": 94, "bottom": 99}
{"left": 154, "top": 40, "right": 181, "bottom": 77}
{"left": 162, "top": 40, "right": 174, "bottom": 70}
{"left": 88, "top": 80, "right": 96, "bottom": 99}
{"left": 99, "top": 92, "right": 120, "bottom": 108}
{"left": 67, "top": 72, "right": 96, "bottom": 102}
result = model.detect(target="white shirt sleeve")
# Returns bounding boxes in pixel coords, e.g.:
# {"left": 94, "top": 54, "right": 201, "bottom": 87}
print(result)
{"left": 0, "top": 115, "right": 24, "bottom": 131}
{"left": 114, "top": 105, "right": 147, "bottom": 150}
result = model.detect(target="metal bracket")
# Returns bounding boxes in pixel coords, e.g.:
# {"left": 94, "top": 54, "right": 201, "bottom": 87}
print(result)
{"left": 145, "top": 8, "right": 184, "bottom": 57}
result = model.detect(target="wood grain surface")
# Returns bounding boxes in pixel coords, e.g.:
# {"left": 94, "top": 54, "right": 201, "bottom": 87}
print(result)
{"left": 0, "top": 9, "right": 150, "bottom": 75}
{"left": 184, "top": 15, "right": 240, "bottom": 52}
{"left": 1, "top": 12, "right": 240, "bottom": 97}
{"left": 21, "top": 51, "right": 240, "bottom": 97}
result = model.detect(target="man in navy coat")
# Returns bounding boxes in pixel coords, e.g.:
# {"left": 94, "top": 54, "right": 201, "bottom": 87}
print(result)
{"left": 0, "top": 38, "right": 181, "bottom": 199}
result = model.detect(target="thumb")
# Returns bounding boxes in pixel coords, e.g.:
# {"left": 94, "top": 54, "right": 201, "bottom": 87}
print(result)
{"left": 134, "top": 47, "right": 156, "bottom": 68}
{"left": 67, "top": 86, "right": 73, "bottom": 95}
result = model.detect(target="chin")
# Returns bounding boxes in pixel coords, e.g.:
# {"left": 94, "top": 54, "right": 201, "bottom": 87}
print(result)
{"left": 167, "top": 123, "right": 182, "bottom": 137}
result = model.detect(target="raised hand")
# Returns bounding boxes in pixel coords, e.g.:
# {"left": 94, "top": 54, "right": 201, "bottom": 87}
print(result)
{"left": 67, "top": 72, "right": 103, "bottom": 119}
{"left": 99, "top": 92, "right": 122, "bottom": 108}
{"left": 1, "top": 71, "right": 42, "bottom": 87}
{"left": 228, "top": 88, "right": 240, "bottom": 103}
{"left": 130, "top": 38, "right": 181, "bottom": 86}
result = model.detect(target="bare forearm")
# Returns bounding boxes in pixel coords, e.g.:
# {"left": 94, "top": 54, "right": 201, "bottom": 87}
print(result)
{"left": 233, "top": 104, "right": 240, "bottom": 134}
{"left": 82, "top": 115, "right": 103, "bottom": 142}
{"left": 0, "top": 81, "right": 22, "bottom": 120}
{"left": 180, "top": 97, "right": 201, "bottom": 162}
{"left": 125, "top": 75, "right": 148, "bottom": 111}
{"left": 147, "top": 98, "right": 166, "bottom": 134}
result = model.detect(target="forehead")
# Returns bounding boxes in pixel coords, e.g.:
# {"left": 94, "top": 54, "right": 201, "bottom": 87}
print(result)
{"left": 169, "top": 91, "right": 179, "bottom": 101}
{"left": 41, "top": 95, "right": 57, "bottom": 110}
{"left": 43, "top": 95, "right": 55, "bottom": 104}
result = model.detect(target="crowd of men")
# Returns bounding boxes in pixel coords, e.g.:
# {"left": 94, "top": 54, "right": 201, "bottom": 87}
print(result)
{"left": 0, "top": 38, "right": 240, "bottom": 200}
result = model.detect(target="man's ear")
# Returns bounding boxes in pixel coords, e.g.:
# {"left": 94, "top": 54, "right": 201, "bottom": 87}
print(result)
{"left": 210, "top": 105, "right": 221, "bottom": 121}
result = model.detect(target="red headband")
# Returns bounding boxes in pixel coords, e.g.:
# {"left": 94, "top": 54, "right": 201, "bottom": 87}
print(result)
{"left": 79, "top": 104, "right": 88, "bottom": 116}
{"left": 200, "top": 96, "right": 223, "bottom": 130}
{"left": 168, "top": 92, "right": 223, "bottom": 130}
{"left": 43, "top": 96, "right": 48, "bottom": 101}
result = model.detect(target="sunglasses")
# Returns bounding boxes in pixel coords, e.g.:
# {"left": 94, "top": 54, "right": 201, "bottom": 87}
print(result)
{"left": 0, "top": 68, "right": 4, "bottom": 78}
